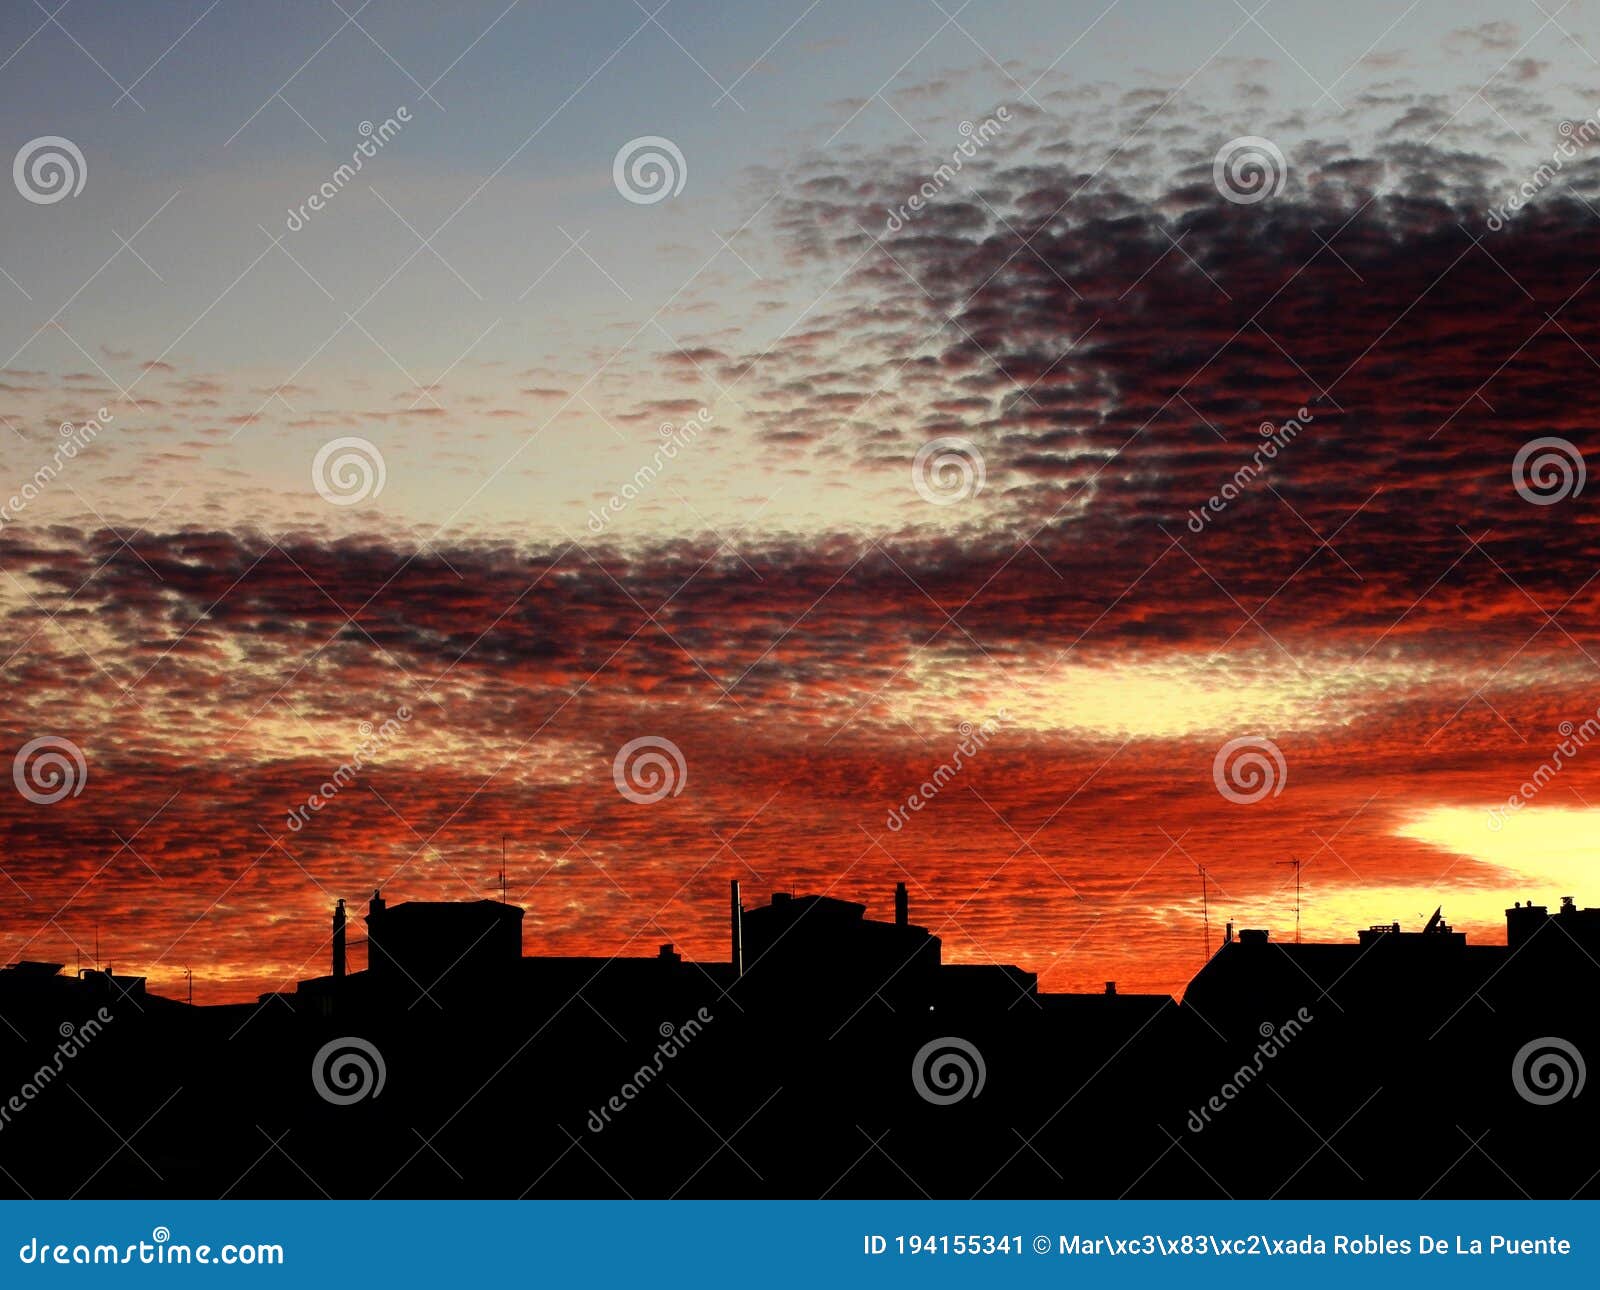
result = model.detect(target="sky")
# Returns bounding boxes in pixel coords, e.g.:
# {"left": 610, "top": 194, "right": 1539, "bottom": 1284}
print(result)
{"left": 3, "top": 0, "right": 1600, "bottom": 1002}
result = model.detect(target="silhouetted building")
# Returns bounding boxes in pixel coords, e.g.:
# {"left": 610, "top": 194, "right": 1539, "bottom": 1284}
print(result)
{"left": 2, "top": 884, "right": 1597, "bottom": 1200}
{"left": 1506, "top": 894, "right": 1600, "bottom": 950}
{"left": 365, "top": 888, "right": 523, "bottom": 1001}
{"left": 738, "top": 890, "right": 940, "bottom": 1007}
{"left": 0, "top": 959, "right": 65, "bottom": 979}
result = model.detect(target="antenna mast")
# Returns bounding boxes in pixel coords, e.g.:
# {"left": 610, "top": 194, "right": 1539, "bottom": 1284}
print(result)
{"left": 1197, "top": 864, "right": 1211, "bottom": 958}
{"left": 500, "top": 835, "right": 508, "bottom": 905}
{"left": 1276, "top": 857, "right": 1303, "bottom": 943}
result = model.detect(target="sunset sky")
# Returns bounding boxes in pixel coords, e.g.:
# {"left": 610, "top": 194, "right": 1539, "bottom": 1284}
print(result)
{"left": 3, "top": 0, "right": 1600, "bottom": 1002}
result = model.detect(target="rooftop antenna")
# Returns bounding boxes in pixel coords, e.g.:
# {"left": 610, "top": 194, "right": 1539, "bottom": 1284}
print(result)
{"left": 500, "top": 835, "right": 508, "bottom": 905}
{"left": 183, "top": 966, "right": 193, "bottom": 1006}
{"left": 1276, "top": 857, "right": 1303, "bottom": 943}
{"left": 1196, "top": 864, "right": 1211, "bottom": 959}
{"left": 94, "top": 922, "right": 100, "bottom": 972}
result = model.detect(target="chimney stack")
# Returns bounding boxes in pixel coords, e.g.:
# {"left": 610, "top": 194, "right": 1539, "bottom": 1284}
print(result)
{"left": 730, "top": 879, "right": 744, "bottom": 978}
{"left": 894, "top": 881, "right": 908, "bottom": 927}
{"left": 332, "top": 898, "right": 347, "bottom": 979}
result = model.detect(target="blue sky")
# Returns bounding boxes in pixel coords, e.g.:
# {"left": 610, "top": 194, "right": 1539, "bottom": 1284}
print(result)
{"left": 7, "top": 0, "right": 1591, "bottom": 542}
{"left": 4, "top": 0, "right": 1575, "bottom": 387}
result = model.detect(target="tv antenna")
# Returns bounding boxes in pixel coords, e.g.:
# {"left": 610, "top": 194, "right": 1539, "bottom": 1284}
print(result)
{"left": 1276, "top": 857, "right": 1303, "bottom": 943}
{"left": 500, "top": 835, "right": 508, "bottom": 905}
{"left": 1196, "top": 864, "right": 1211, "bottom": 958}
{"left": 183, "top": 966, "right": 193, "bottom": 1006}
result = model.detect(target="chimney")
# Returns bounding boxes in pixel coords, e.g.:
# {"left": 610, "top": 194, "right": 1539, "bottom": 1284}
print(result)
{"left": 730, "top": 879, "right": 743, "bottom": 978}
{"left": 369, "top": 887, "right": 385, "bottom": 918}
{"left": 894, "top": 881, "right": 908, "bottom": 927}
{"left": 1104, "top": 980, "right": 1116, "bottom": 995}
{"left": 332, "top": 898, "right": 347, "bottom": 979}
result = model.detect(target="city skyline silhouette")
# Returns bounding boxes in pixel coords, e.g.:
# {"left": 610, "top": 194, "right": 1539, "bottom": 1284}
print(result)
{"left": 4, "top": 0, "right": 1600, "bottom": 1211}
{"left": 0, "top": 876, "right": 1593, "bottom": 1199}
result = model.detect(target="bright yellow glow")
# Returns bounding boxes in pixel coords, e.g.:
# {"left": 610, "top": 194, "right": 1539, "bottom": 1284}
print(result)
{"left": 1397, "top": 804, "right": 1600, "bottom": 898}
{"left": 904, "top": 649, "right": 1580, "bottom": 739}
{"left": 1166, "top": 806, "right": 1599, "bottom": 948}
